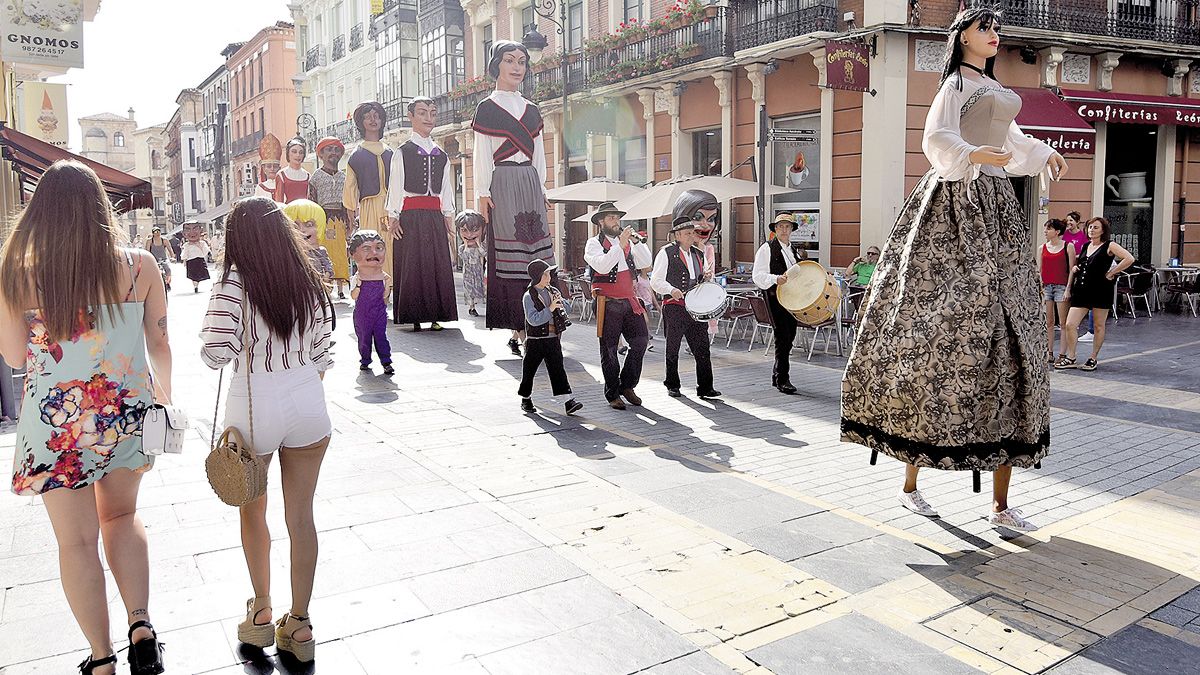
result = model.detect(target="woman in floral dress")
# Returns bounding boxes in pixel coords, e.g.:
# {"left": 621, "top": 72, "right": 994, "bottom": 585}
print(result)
{"left": 1, "top": 161, "right": 172, "bottom": 675}
{"left": 840, "top": 8, "right": 1067, "bottom": 533}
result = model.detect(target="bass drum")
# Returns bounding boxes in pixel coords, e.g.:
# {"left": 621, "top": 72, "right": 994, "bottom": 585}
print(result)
{"left": 776, "top": 261, "right": 841, "bottom": 326}
{"left": 683, "top": 282, "right": 729, "bottom": 321}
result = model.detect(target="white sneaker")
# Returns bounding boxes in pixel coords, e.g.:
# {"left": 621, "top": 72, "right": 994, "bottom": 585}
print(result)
{"left": 898, "top": 489, "right": 939, "bottom": 517}
{"left": 1077, "top": 332, "right": 1094, "bottom": 343}
{"left": 988, "top": 507, "right": 1039, "bottom": 532}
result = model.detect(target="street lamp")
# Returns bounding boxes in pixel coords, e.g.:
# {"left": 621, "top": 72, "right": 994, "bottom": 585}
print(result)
{"left": 522, "top": 1, "right": 570, "bottom": 253}
{"left": 296, "top": 113, "right": 316, "bottom": 141}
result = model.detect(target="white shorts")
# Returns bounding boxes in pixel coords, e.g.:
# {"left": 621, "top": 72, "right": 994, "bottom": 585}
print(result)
{"left": 223, "top": 365, "right": 332, "bottom": 455}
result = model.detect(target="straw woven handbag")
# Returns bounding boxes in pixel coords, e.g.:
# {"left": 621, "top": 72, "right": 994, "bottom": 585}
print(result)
{"left": 205, "top": 298, "right": 267, "bottom": 507}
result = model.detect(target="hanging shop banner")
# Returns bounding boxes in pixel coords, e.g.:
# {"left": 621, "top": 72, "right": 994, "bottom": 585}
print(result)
{"left": 370, "top": 0, "right": 384, "bottom": 16}
{"left": 19, "top": 81, "right": 68, "bottom": 147}
{"left": 825, "top": 40, "right": 870, "bottom": 93}
{"left": 1, "top": 0, "right": 84, "bottom": 69}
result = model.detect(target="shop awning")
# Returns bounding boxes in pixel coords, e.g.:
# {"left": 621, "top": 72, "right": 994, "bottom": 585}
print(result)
{"left": 0, "top": 123, "right": 152, "bottom": 213}
{"left": 195, "top": 199, "right": 234, "bottom": 223}
{"left": 1013, "top": 87, "right": 1096, "bottom": 156}
{"left": 1061, "top": 89, "right": 1200, "bottom": 128}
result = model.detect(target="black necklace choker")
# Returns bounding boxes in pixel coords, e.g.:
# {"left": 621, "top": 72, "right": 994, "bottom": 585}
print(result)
{"left": 960, "top": 62, "right": 986, "bottom": 75}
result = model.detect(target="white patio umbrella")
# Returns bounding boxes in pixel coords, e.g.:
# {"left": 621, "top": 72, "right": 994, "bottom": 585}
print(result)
{"left": 545, "top": 178, "right": 645, "bottom": 204}
{"left": 611, "top": 175, "right": 794, "bottom": 220}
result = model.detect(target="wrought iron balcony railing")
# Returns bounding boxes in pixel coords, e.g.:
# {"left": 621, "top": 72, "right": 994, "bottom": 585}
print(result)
{"left": 305, "top": 45, "right": 327, "bottom": 71}
{"left": 731, "top": 0, "right": 839, "bottom": 52}
{"left": 995, "top": 0, "right": 1200, "bottom": 46}
{"left": 332, "top": 34, "right": 346, "bottom": 61}
{"left": 230, "top": 130, "right": 265, "bottom": 158}
{"left": 350, "top": 23, "right": 364, "bottom": 51}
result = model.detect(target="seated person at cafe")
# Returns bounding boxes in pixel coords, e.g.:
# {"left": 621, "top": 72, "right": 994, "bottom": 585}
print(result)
{"left": 845, "top": 246, "right": 880, "bottom": 288}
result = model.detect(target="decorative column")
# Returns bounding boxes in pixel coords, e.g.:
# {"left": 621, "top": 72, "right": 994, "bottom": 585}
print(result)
{"left": 811, "top": 47, "right": 834, "bottom": 268}
{"left": 713, "top": 70, "right": 735, "bottom": 266}
{"left": 1039, "top": 47, "right": 1066, "bottom": 88}
{"left": 544, "top": 111, "right": 564, "bottom": 264}
{"left": 637, "top": 88, "right": 657, "bottom": 243}
{"left": 859, "top": 33, "right": 910, "bottom": 267}
{"left": 745, "top": 62, "right": 767, "bottom": 248}
{"left": 661, "top": 83, "right": 684, "bottom": 180}
{"left": 1169, "top": 60, "right": 1192, "bottom": 97}
{"left": 1098, "top": 52, "right": 1122, "bottom": 92}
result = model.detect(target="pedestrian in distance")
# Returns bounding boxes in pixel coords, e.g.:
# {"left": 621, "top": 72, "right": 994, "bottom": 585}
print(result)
{"left": 1040, "top": 218, "right": 1076, "bottom": 364}
{"left": 650, "top": 214, "right": 721, "bottom": 400}
{"left": 348, "top": 230, "right": 394, "bottom": 375}
{"left": 1, "top": 160, "right": 171, "bottom": 675}
{"left": 1061, "top": 210, "right": 1094, "bottom": 342}
{"left": 519, "top": 259, "right": 582, "bottom": 416}
{"left": 456, "top": 210, "right": 487, "bottom": 317}
{"left": 1056, "top": 216, "right": 1135, "bottom": 372}
{"left": 146, "top": 227, "right": 173, "bottom": 292}
{"left": 199, "top": 196, "right": 335, "bottom": 665}
{"left": 181, "top": 223, "right": 211, "bottom": 294}
{"left": 584, "top": 201, "right": 652, "bottom": 410}
{"left": 840, "top": 7, "right": 1068, "bottom": 533}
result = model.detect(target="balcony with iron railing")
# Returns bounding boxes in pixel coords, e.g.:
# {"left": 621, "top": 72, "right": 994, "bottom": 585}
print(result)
{"left": 731, "top": 0, "right": 839, "bottom": 52}
{"left": 302, "top": 118, "right": 357, "bottom": 150}
{"left": 350, "top": 23, "right": 364, "bottom": 51}
{"left": 200, "top": 155, "right": 214, "bottom": 173}
{"left": 992, "top": 0, "right": 1200, "bottom": 46}
{"left": 305, "top": 45, "right": 327, "bottom": 71}
{"left": 230, "top": 130, "right": 265, "bottom": 158}
{"left": 332, "top": 34, "right": 346, "bottom": 61}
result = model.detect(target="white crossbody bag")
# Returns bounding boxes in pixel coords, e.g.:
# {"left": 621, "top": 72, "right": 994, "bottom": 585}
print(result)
{"left": 143, "top": 402, "right": 188, "bottom": 455}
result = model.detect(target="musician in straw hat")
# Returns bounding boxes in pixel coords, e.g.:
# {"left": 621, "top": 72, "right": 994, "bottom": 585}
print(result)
{"left": 752, "top": 213, "right": 802, "bottom": 395}
{"left": 650, "top": 215, "right": 720, "bottom": 400}
{"left": 584, "top": 201, "right": 652, "bottom": 410}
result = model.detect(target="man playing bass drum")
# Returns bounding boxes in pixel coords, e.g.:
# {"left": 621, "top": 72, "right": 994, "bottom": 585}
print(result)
{"left": 751, "top": 213, "right": 802, "bottom": 395}
{"left": 584, "top": 202, "right": 653, "bottom": 410}
{"left": 650, "top": 215, "right": 720, "bottom": 400}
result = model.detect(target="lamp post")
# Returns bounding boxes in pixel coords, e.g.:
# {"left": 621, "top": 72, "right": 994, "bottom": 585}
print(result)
{"left": 296, "top": 113, "right": 316, "bottom": 143}
{"left": 521, "top": 1, "right": 570, "bottom": 256}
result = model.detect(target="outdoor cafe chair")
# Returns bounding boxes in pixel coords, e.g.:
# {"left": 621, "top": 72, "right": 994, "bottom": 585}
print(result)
{"left": 745, "top": 294, "right": 776, "bottom": 353}
{"left": 1164, "top": 275, "right": 1200, "bottom": 317}
{"left": 1116, "top": 267, "right": 1155, "bottom": 319}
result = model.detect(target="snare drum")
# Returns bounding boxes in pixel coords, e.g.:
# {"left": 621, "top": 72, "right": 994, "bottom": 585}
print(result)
{"left": 684, "top": 282, "right": 729, "bottom": 321}
{"left": 776, "top": 261, "right": 841, "bottom": 326}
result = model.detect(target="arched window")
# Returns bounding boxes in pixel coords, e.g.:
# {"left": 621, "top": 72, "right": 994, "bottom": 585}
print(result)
{"left": 113, "top": 132, "right": 125, "bottom": 147}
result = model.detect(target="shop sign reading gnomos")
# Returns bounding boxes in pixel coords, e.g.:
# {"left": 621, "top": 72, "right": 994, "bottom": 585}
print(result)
{"left": 1, "top": 0, "right": 84, "bottom": 69}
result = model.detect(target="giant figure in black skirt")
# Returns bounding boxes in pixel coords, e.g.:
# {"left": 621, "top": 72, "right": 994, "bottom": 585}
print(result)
{"left": 472, "top": 40, "right": 554, "bottom": 357}
{"left": 840, "top": 8, "right": 1067, "bottom": 533}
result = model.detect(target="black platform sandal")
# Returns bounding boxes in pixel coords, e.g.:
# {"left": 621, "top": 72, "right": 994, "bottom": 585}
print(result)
{"left": 78, "top": 653, "right": 117, "bottom": 674}
{"left": 127, "top": 620, "right": 165, "bottom": 675}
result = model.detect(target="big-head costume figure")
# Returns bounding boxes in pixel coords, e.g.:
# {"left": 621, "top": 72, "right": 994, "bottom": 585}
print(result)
{"left": 343, "top": 101, "right": 395, "bottom": 290}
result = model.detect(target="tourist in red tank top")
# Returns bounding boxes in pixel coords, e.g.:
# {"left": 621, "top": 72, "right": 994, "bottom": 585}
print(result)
{"left": 1040, "top": 219, "right": 1076, "bottom": 363}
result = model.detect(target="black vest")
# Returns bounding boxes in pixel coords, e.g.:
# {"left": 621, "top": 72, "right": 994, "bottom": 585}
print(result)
{"left": 525, "top": 287, "right": 569, "bottom": 337}
{"left": 591, "top": 234, "right": 638, "bottom": 284}
{"left": 399, "top": 141, "right": 447, "bottom": 196}
{"left": 347, "top": 146, "right": 392, "bottom": 199}
{"left": 661, "top": 242, "right": 705, "bottom": 299}
{"left": 768, "top": 239, "right": 790, "bottom": 276}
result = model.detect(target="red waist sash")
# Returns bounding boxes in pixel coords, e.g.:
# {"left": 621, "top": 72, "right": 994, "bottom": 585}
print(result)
{"left": 403, "top": 196, "right": 442, "bottom": 211}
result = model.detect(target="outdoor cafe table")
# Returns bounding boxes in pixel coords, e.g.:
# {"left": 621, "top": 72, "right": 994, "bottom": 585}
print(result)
{"left": 1154, "top": 266, "right": 1199, "bottom": 310}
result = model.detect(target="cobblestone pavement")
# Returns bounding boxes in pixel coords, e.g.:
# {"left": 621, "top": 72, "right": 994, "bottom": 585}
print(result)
{"left": 2, "top": 267, "right": 1198, "bottom": 674}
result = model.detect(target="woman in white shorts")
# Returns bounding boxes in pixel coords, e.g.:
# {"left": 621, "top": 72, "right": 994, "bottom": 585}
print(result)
{"left": 199, "top": 197, "right": 334, "bottom": 664}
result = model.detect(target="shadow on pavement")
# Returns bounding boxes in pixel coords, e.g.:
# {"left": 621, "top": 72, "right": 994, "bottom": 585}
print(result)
{"left": 677, "top": 395, "right": 809, "bottom": 452}
{"left": 390, "top": 325, "right": 486, "bottom": 374}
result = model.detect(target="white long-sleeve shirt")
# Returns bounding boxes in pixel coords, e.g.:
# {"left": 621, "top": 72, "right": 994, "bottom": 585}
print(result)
{"left": 199, "top": 269, "right": 333, "bottom": 374}
{"left": 922, "top": 74, "right": 1054, "bottom": 182}
{"left": 385, "top": 133, "right": 456, "bottom": 217}
{"left": 472, "top": 90, "right": 548, "bottom": 199}
{"left": 584, "top": 234, "right": 653, "bottom": 275}
{"left": 650, "top": 245, "right": 701, "bottom": 296}
{"left": 752, "top": 241, "right": 798, "bottom": 290}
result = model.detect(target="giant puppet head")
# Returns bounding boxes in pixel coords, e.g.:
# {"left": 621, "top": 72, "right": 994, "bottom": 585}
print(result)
{"left": 258, "top": 133, "right": 283, "bottom": 183}
{"left": 672, "top": 189, "right": 719, "bottom": 247}
{"left": 283, "top": 199, "right": 326, "bottom": 249}
{"left": 408, "top": 96, "right": 438, "bottom": 138}
{"left": 353, "top": 101, "right": 387, "bottom": 142}
{"left": 182, "top": 221, "right": 203, "bottom": 243}
{"left": 348, "top": 230, "right": 387, "bottom": 274}
{"left": 285, "top": 137, "right": 306, "bottom": 170}
{"left": 315, "top": 136, "right": 345, "bottom": 172}
{"left": 455, "top": 210, "right": 486, "bottom": 248}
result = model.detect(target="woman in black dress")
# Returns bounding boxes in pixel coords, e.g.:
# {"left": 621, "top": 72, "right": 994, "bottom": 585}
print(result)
{"left": 1056, "top": 217, "right": 1134, "bottom": 372}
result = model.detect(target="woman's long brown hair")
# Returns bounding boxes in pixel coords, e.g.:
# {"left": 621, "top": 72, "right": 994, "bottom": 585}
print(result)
{"left": 222, "top": 197, "right": 329, "bottom": 338}
{"left": 0, "top": 160, "right": 124, "bottom": 341}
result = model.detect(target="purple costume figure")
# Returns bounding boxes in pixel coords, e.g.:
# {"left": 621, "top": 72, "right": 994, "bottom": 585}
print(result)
{"left": 349, "top": 231, "right": 394, "bottom": 375}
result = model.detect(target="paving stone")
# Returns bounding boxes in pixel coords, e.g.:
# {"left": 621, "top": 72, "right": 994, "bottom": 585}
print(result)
{"left": 405, "top": 547, "right": 584, "bottom": 613}
{"left": 747, "top": 612, "right": 981, "bottom": 674}
{"left": 517, "top": 576, "right": 638, "bottom": 631}
{"left": 640, "top": 651, "right": 738, "bottom": 674}
{"left": 790, "top": 534, "right": 955, "bottom": 594}
{"left": 739, "top": 511, "right": 882, "bottom": 562}
{"left": 479, "top": 609, "right": 696, "bottom": 675}
{"left": 684, "top": 492, "right": 826, "bottom": 534}
{"left": 1046, "top": 624, "right": 1200, "bottom": 675}
{"left": 1149, "top": 604, "right": 1199, "bottom": 627}
{"left": 1170, "top": 588, "right": 1200, "bottom": 613}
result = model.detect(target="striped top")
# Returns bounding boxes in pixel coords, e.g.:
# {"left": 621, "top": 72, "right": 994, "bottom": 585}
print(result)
{"left": 199, "top": 269, "right": 334, "bottom": 374}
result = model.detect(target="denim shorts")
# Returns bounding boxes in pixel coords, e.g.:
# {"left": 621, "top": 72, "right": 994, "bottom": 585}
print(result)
{"left": 1043, "top": 283, "right": 1066, "bottom": 303}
